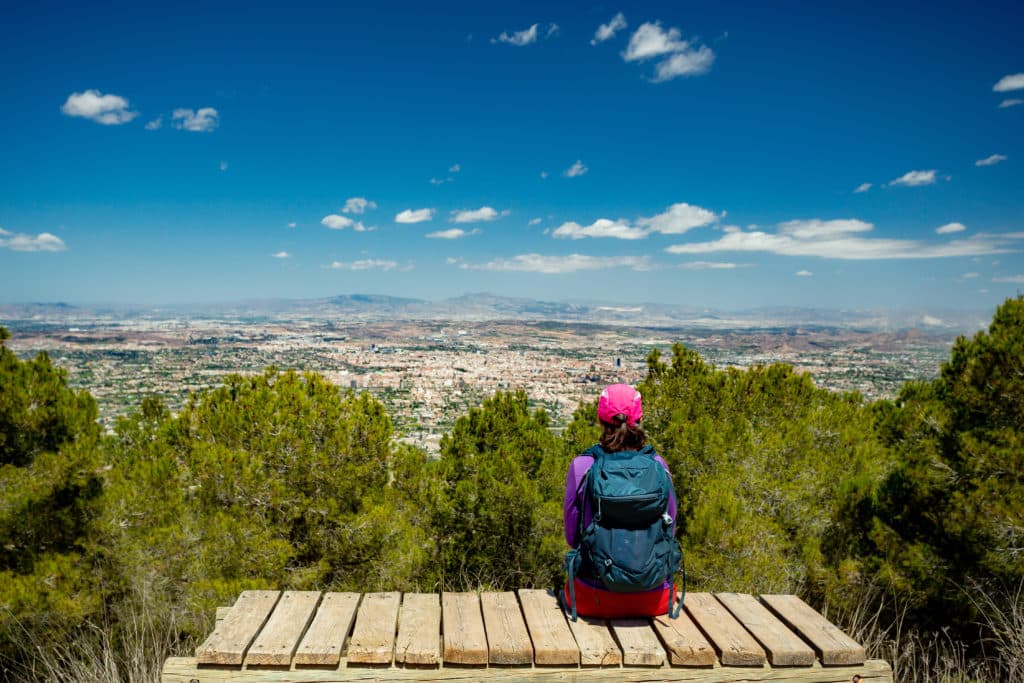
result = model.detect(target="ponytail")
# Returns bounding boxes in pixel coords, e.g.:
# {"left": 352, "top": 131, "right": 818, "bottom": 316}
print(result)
{"left": 599, "top": 413, "right": 647, "bottom": 452}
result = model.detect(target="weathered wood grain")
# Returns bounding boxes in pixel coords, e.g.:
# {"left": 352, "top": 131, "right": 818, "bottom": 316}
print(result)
{"left": 164, "top": 656, "right": 895, "bottom": 681}
{"left": 442, "top": 592, "right": 488, "bottom": 665}
{"left": 565, "top": 614, "right": 621, "bottom": 667}
{"left": 195, "top": 590, "right": 280, "bottom": 665}
{"left": 395, "top": 593, "right": 441, "bottom": 666}
{"left": 516, "top": 589, "right": 579, "bottom": 666}
{"left": 347, "top": 592, "right": 401, "bottom": 665}
{"left": 652, "top": 606, "right": 716, "bottom": 667}
{"left": 481, "top": 591, "right": 534, "bottom": 665}
{"left": 609, "top": 618, "right": 666, "bottom": 666}
{"left": 760, "top": 594, "right": 865, "bottom": 665}
{"left": 294, "top": 592, "right": 360, "bottom": 667}
{"left": 684, "top": 592, "right": 766, "bottom": 666}
{"left": 716, "top": 592, "right": 816, "bottom": 666}
{"left": 246, "top": 591, "right": 321, "bottom": 666}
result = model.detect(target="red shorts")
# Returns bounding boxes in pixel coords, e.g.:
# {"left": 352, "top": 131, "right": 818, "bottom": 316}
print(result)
{"left": 563, "top": 578, "right": 674, "bottom": 619}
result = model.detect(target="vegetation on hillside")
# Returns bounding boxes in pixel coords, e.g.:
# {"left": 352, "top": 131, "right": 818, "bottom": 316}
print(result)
{"left": 1, "top": 296, "right": 1022, "bottom": 682}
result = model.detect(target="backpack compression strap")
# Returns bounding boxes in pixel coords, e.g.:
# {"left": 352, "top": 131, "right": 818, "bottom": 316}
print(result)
{"left": 564, "top": 549, "right": 580, "bottom": 621}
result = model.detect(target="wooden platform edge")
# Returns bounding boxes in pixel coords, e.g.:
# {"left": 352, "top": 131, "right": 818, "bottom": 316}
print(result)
{"left": 162, "top": 656, "right": 893, "bottom": 682}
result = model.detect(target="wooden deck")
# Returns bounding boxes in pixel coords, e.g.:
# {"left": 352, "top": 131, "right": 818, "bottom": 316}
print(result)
{"left": 162, "top": 589, "right": 892, "bottom": 682}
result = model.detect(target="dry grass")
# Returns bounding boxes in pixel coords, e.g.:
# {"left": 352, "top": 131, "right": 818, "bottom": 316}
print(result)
{"left": 1, "top": 591, "right": 195, "bottom": 683}
{"left": 832, "top": 579, "right": 1024, "bottom": 683}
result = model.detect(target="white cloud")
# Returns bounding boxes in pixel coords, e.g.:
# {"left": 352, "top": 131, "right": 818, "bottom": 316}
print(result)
{"left": 546, "top": 23, "right": 559, "bottom": 38}
{"left": 1000, "top": 99, "right": 1023, "bottom": 108}
{"left": 679, "top": 261, "right": 741, "bottom": 269}
{"left": 854, "top": 182, "right": 872, "bottom": 193}
{"left": 778, "top": 218, "right": 872, "bottom": 239}
{"left": 172, "top": 107, "right": 219, "bottom": 132}
{"left": 665, "top": 219, "right": 1018, "bottom": 260}
{"left": 429, "top": 177, "right": 451, "bottom": 185}
{"left": 528, "top": 218, "right": 542, "bottom": 226}
{"left": 451, "top": 206, "right": 507, "bottom": 223}
{"left": 219, "top": 161, "right": 228, "bottom": 172}
{"left": 993, "top": 73, "right": 1024, "bottom": 92}
{"left": 343, "top": 197, "right": 377, "bottom": 214}
{"left": 272, "top": 251, "right": 289, "bottom": 259}
{"left": 975, "top": 154, "right": 1007, "bottom": 167}
{"left": 61, "top": 90, "right": 138, "bottom": 125}
{"left": 889, "top": 169, "right": 936, "bottom": 187}
{"left": 144, "top": 117, "right": 162, "bottom": 131}
{"left": 592, "top": 13, "right": 627, "bottom": 45}
{"left": 653, "top": 46, "right": 715, "bottom": 81}
{"left": 494, "top": 23, "right": 539, "bottom": 46}
{"left": 550, "top": 202, "right": 722, "bottom": 241}
{"left": 449, "top": 163, "right": 461, "bottom": 173}
{"left": 321, "top": 214, "right": 354, "bottom": 230}
{"left": 0, "top": 228, "right": 67, "bottom": 252}
{"left": 552, "top": 219, "right": 647, "bottom": 240}
{"left": 921, "top": 315, "right": 944, "bottom": 326}
{"left": 623, "top": 22, "right": 687, "bottom": 61}
{"left": 993, "top": 274, "right": 1024, "bottom": 283}
{"left": 329, "top": 259, "right": 399, "bottom": 271}
{"left": 564, "top": 160, "right": 588, "bottom": 177}
{"left": 622, "top": 21, "right": 714, "bottom": 81}
{"left": 352, "top": 222, "right": 374, "bottom": 232}
{"left": 795, "top": 269, "right": 813, "bottom": 277}
{"left": 936, "top": 222, "right": 967, "bottom": 234}
{"left": 638, "top": 202, "right": 722, "bottom": 235}
{"left": 395, "top": 208, "right": 435, "bottom": 224}
{"left": 540, "top": 170, "right": 549, "bottom": 179}
{"left": 426, "top": 228, "right": 480, "bottom": 239}
{"left": 287, "top": 222, "right": 297, "bottom": 228}
{"left": 459, "top": 253, "right": 652, "bottom": 273}
{"left": 961, "top": 272, "right": 980, "bottom": 279}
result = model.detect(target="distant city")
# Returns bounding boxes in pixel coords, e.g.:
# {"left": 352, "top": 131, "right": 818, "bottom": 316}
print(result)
{"left": 1, "top": 293, "right": 974, "bottom": 453}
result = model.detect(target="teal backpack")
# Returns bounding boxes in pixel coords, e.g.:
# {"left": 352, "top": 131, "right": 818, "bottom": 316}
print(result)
{"left": 564, "top": 444, "right": 684, "bottom": 621}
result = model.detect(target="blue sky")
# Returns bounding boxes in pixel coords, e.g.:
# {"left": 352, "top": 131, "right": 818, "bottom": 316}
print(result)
{"left": 1, "top": 1, "right": 1022, "bottom": 311}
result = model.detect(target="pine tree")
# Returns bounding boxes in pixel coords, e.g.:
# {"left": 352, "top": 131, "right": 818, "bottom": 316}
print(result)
{"left": 0, "top": 326, "right": 104, "bottom": 636}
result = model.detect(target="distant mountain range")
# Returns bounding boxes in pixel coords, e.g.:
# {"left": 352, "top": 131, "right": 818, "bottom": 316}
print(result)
{"left": 0, "top": 293, "right": 992, "bottom": 333}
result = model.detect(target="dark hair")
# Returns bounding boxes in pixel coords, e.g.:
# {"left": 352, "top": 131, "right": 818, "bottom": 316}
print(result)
{"left": 599, "top": 413, "right": 647, "bottom": 452}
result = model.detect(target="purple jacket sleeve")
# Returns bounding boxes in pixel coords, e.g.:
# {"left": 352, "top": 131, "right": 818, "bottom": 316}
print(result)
{"left": 563, "top": 455, "right": 594, "bottom": 547}
{"left": 563, "top": 452, "right": 677, "bottom": 548}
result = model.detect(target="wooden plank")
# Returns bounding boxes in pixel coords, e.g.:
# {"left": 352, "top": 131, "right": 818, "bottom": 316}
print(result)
{"left": 347, "top": 591, "right": 401, "bottom": 665}
{"left": 565, "top": 614, "right": 622, "bottom": 667}
{"left": 516, "top": 589, "right": 579, "bottom": 666}
{"left": 245, "top": 591, "right": 321, "bottom": 666}
{"left": 215, "top": 606, "right": 231, "bottom": 625}
{"left": 442, "top": 592, "right": 488, "bottom": 665}
{"left": 684, "top": 592, "right": 766, "bottom": 666}
{"left": 481, "top": 592, "right": 533, "bottom": 665}
{"left": 195, "top": 590, "right": 280, "bottom": 665}
{"left": 294, "top": 592, "right": 360, "bottom": 666}
{"left": 164, "top": 655, "right": 895, "bottom": 681}
{"left": 716, "top": 592, "right": 816, "bottom": 666}
{"left": 761, "top": 594, "right": 865, "bottom": 665}
{"left": 652, "top": 607, "right": 716, "bottom": 667}
{"left": 395, "top": 593, "right": 441, "bottom": 666}
{"left": 609, "top": 618, "right": 666, "bottom": 666}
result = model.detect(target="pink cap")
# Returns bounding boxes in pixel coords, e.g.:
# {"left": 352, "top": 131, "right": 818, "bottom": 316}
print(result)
{"left": 597, "top": 384, "right": 643, "bottom": 426}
